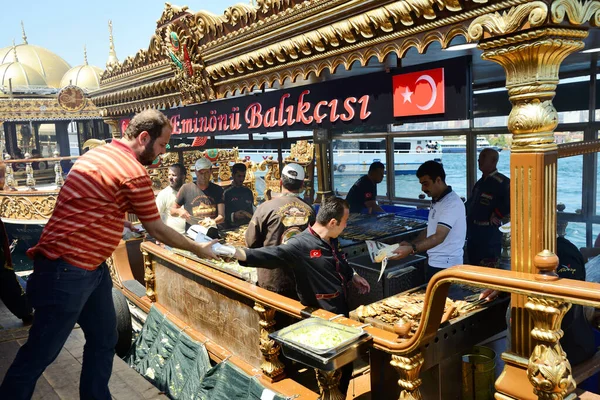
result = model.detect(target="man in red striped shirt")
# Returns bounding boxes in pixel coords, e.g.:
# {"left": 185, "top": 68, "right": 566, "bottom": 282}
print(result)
{"left": 0, "top": 110, "right": 216, "bottom": 400}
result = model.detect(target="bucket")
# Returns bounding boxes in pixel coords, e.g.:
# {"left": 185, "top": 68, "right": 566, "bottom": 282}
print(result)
{"left": 461, "top": 345, "right": 496, "bottom": 400}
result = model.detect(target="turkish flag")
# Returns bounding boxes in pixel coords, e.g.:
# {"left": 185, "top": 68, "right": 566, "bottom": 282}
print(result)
{"left": 310, "top": 250, "right": 321, "bottom": 258}
{"left": 191, "top": 136, "right": 208, "bottom": 147}
{"left": 393, "top": 68, "right": 445, "bottom": 117}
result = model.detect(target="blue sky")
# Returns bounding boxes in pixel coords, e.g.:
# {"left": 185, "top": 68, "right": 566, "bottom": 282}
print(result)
{"left": 1, "top": 0, "right": 240, "bottom": 68}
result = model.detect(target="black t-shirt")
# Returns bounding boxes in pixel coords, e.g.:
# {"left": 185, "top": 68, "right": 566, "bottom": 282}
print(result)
{"left": 176, "top": 182, "right": 224, "bottom": 228}
{"left": 224, "top": 185, "right": 254, "bottom": 227}
{"left": 345, "top": 175, "right": 376, "bottom": 213}
{"left": 557, "top": 236, "right": 596, "bottom": 365}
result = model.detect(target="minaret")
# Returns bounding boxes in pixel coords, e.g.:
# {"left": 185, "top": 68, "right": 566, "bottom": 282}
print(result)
{"left": 83, "top": 45, "right": 88, "bottom": 66}
{"left": 106, "top": 20, "right": 119, "bottom": 66}
{"left": 21, "top": 21, "right": 28, "bottom": 44}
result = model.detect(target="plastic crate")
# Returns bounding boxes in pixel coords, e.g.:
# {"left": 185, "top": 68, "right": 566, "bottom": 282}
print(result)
{"left": 346, "top": 254, "right": 426, "bottom": 311}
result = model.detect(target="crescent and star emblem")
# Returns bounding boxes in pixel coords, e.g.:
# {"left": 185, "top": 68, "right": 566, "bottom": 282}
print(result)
{"left": 400, "top": 74, "right": 437, "bottom": 111}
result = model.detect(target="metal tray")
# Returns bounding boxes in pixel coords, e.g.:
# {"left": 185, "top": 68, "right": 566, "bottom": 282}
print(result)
{"left": 269, "top": 318, "right": 366, "bottom": 357}
{"left": 276, "top": 333, "right": 372, "bottom": 371}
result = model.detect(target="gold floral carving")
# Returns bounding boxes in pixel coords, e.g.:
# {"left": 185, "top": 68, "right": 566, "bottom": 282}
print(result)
{"left": 0, "top": 98, "right": 100, "bottom": 122}
{"left": 468, "top": 1, "right": 548, "bottom": 40}
{"left": 157, "top": 2, "right": 190, "bottom": 27}
{"left": 551, "top": 0, "right": 600, "bottom": 26}
{"left": 253, "top": 302, "right": 285, "bottom": 380}
{"left": 526, "top": 296, "right": 573, "bottom": 399}
{"left": 0, "top": 193, "right": 57, "bottom": 221}
{"left": 259, "top": 157, "right": 281, "bottom": 199}
{"left": 285, "top": 140, "right": 314, "bottom": 165}
{"left": 390, "top": 351, "right": 425, "bottom": 400}
{"left": 315, "top": 369, "right": 345, "bottom": 400}
{"left": 105, "top": 256, "right": 122, "bottom": 288}
{"left": 143, "top": 249, "right": 156, "bottom": 302}
{"left": 477, "top": 28, "right": 586, "bottom": 151}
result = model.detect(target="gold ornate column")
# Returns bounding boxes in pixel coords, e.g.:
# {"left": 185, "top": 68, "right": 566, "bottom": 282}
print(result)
{"left": 315, "top": 369, "right": 345, "bottom": 400}
{"left": 468, "top": 2, "right": 588, "bottom": 399}
{"left": 526, "top": 251, "right": 574, "bottom": 400}
{"left": 253, "top": 302, "right": 285, "bottom": 381}
{"left": 314, "top": 129, "right": 333, "bottom": 204}
{"left": 104, "top": 118, "right": 122, "bottom": 139}
{"left": 390, "top": 351, "right": 424, "bottom": 400}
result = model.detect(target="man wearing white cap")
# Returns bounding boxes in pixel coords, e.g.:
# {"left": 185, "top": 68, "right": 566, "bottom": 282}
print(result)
{"left": 245, "top": 163, "right": 315, "bottom": 299}
{"left": 171, "top": 157, "right": 225, "bottom": 229}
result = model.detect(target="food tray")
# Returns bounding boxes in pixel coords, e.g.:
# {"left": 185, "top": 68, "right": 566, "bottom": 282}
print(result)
{"left": 269, "top": 317, "right": 366, "bottom": 357}
{"left": 341, "top": 214, "right": 426, "bottom": 241}
{"left": 169, "top": 247, "right": 257, "bottom": 283}
{"left": 276, "top": 333, "right": 372, "bottom": 371}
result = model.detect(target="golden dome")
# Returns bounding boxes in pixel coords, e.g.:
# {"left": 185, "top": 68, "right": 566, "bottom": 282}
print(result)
{"left": 60, "top": 64, "right": 103, "bottom": 92}
{"left": 0, "top": 60, "right": 48, "bottom": 92}
{"left": 0, "top": 43, "right": 71, "bottom": 88}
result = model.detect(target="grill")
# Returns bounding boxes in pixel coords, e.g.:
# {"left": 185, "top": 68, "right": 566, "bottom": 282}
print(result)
{"left": 347, "top": 253, "right": 426, "bottom": 311}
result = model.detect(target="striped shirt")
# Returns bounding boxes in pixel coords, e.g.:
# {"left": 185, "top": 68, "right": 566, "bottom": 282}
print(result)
{"left": 27, "top": 140, "right": 160, "bottom": 270}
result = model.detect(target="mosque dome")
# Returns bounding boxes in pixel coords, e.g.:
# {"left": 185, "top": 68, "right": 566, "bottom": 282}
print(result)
{"left": 60, "top": 48, "right": 103, "bottom": 92}
{"left": 0, "top": 41, "right": 71, "bottom": 88}
{"left": 0, "top": 60, "right": 48, "bottom": 93}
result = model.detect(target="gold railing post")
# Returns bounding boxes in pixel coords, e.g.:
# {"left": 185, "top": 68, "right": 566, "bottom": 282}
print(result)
{"left": 390, "top": 351, "right": 424, "bottom": 400}
{"left": 468, "top": 3, "right": 588, "bottom": 398}
{"left": 24, "top": 153, "right": 36, "bottom": 190}
{"left": 53, "top": 150, "right": 64, "bottom": 188}
{"left": 4, "top": 155, "right": 15, "bottom": 189}
{"left": 253, "top": 302, "right": 285, "bottom": 381}
{"left": 142, "top": 249, "right": 156, "bottom": 302}
{"left": 526, "top": 251, "right": 574, "bottom": 399}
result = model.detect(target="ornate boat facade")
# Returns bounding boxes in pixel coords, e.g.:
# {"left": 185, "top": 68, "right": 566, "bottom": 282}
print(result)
{"left": 2, "top": 0, "right": 600, "bottom": 399}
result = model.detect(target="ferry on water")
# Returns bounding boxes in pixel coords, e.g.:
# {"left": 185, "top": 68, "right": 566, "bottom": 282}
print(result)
{"left": 440, "top": 136, "right": 502, "bottom": 153}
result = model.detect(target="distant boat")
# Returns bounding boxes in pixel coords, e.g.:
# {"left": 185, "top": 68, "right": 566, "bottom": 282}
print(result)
{"left": 440, "top": 137, "right": 502, "bottom": 153}
{"left": 238, "top": 137, "right": 442, "bottom": 175}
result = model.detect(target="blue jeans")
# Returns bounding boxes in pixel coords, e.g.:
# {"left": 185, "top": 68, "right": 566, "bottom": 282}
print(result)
{"left": 0, "top": 256, "right": 118, "bottom": 399}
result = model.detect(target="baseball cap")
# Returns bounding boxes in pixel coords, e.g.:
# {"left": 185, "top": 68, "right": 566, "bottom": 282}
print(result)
{"left": 194, "top": 157, "right": 213, "bottom": 171}
{"left": 282, "top": 163, "right": 305, "bottom": 181}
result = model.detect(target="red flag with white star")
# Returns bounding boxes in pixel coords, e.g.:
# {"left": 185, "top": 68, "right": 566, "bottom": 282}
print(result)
{"left": 392, "top": 68, "right": 445, "bottom": 117}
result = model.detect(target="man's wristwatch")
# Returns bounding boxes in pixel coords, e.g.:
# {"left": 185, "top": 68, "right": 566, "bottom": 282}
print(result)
{"left": 411, "top": 243, "right": 418, "bottom": 255}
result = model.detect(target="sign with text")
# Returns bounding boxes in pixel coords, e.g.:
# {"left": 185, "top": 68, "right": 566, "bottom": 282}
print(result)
{"left": 162, "top": 56, "right": 470, "bottom": 136}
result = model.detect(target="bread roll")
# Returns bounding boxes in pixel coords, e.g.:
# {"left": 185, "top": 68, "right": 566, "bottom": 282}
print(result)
{"left": 374, "top": 244, "right": 399, "bottom": 263}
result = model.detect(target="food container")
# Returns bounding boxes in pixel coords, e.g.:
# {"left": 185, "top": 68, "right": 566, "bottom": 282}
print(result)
{"left": 270, "top": 318, "right": 371, "bottom": 371}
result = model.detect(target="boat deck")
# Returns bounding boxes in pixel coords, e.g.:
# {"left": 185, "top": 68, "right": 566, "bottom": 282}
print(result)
{"left": 0, "top": 302, "right": 168, "bottom": 400}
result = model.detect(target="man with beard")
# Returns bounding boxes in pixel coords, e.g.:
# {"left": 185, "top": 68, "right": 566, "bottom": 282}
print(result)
{"left": 389, "top": 161, "right": 466, "bottom": 281}
{"left": 156, "top": 163, "right": 187, "bottom": 233}
{"left": 224, "top": 163, "right": 254, "bottom": 228}
{"left": 172, "top": 156, "right": 225, "bottom": 230}
{"left": 0, "top": 110, "right": 217, "bottom": 400}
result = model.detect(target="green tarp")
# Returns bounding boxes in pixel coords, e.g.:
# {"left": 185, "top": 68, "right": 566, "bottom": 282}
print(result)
{"left": 127, "top": 306, "right": 288, "bottom": 400}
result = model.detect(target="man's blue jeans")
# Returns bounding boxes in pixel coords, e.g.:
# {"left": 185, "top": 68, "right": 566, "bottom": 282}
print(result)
{"left": 0, "top": 256, "right": 118, "bottom": 399}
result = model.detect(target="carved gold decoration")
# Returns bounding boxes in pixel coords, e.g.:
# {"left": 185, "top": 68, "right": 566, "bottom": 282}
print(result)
{"left": 285, "top": 140, "right": 314, "bottom": 165}
{"left": 315, "top": 369, "right": 345, "bottom": 400}
{"left": 105, "top": 256, "right": 121, "bottom": 288}
{"left": 94, "top": 0, "right": 537, "bottom": 114}
{"left": 0, "top": 98, "right": 101, "bottom": 122}
{"left": 0, "top": 193, "right": 57, "bottom": 221}
{"left": 468, "top": 2, "right": 548, "bottom": 40}
{"left": 551, "top": 0, "right": 600, "bottom": 26}
{"left": 253, "top": 302, "right": 285, "bottom": 380}
{"left": 526, "top": 296, "right": 573, "bottom": 399}
{"left": 259, "top": 157, "right": 281, "bottom": 200}
{"left": 476, "top": 28, "right": 587, "bottom": 151}
{"left": 390, "top": 351, "right": 424, "bottom": 400}
{"left": 143, "top": 249, "right": 156, "bottom": 302}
